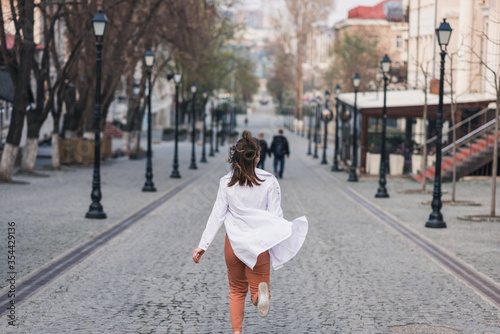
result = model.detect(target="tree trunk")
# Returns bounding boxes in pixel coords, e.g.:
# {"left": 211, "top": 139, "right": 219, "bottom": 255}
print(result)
{"left": 121, "top": 131, "right": 130, "bottom": 153}
{"left": 297, "top": 42, "right": 303, "bottom": 122}
{"left": 491, "top": 97, "right": 499, "bottom": 217}
{"left": 0, "top": 0, "right": 35, "bottom": 181}
{"left": 83, "top": 99, "right": 95, "bottom": 140}
{"left": 19, "top": 138, "right": 38, "bottom": 173}
{"left": 51, "top": 133, "right": 60, "bottom": 169}
{"left": 63, "top": 83, "right": 82, "bottom": 138}
{"left": 20, "top": 109, "right": 42, "bottom": 173}
{"left": 421, "top": 96, "right": 428, "bottom": 191}
{"left": 0, "top": 107, "right": 25, "bottom": 181}
{"left": 131, "top": 131, "right": 140, "bottom": 152}
{"left": 51, "top": 93, "right": 62, "bottom": 169}
{"left": 451, "top": 104, "right": 457, "bottom": 202}
{"left": 0, "top": 143, "right": 20, "bottom": 182}
{"left": 295, "top": 40, "right": 301, "bottom": 132}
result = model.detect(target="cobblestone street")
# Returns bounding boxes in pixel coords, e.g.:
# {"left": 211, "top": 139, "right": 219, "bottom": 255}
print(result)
{"left": 1, "top": 110, "right": 499, "bottom": 333}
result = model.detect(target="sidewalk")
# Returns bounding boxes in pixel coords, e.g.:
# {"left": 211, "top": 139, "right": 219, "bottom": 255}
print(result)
{"left": 0, "top": 112, "right": 499, "bottom": 333}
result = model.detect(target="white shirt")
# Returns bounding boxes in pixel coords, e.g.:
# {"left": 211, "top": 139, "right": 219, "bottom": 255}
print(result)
{"left": 198, "top": 168, "right": 308, "bottom": 270}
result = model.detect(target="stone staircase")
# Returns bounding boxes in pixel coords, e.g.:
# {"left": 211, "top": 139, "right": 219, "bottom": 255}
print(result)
{"left": 414, "top": 107, "right": 499, "bottom": 182}
{"left": 414, "top": 131, "right": 499, "bottom": 182}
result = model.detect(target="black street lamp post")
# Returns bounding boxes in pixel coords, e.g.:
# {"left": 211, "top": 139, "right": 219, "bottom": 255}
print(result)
{"left": 375, "top": 54, "right": 392, "bottom": 198}
{"left": 189, "top": 83, "right": 198, "bottom": 170}
{"left": 86, "top": 10, "right": 108, "bottom": 219}
{"left": 301, "top": 105, "right": 305, "bottom": 137}
{"left": 168, "top": 73, "right": 182, "bottom": 178}
{"left": 200, "top": 90, "right": 208, "bottom": 163}
{"left": 426, "top": 19, "right": 452, "bottom": 229}
{"left": 348, "top": 73, "right": 361, "bottom": 182}
{"left": 209, "top": 96, "right": 215, "bottom": 157}
{"left": 307, "top": 102, "right": 313, "bottom": 155}
{"left": 313, "top": 97, "right": 321, "bottom": 159}
{"left": 215, "top": 102, "right": 220, "bottom": 153}
{"left": 332, "top": 85, "right": 342, "bottom": 171}
{"left": 142, "top": 49, "right": 157, "bottom": 192}
{"left": 321, "top": 91, "right": 333, "bottom": 165}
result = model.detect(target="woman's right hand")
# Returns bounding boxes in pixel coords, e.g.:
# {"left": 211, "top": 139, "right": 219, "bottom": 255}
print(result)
{"left": 192, "top": 248, "right": 205, "bottom": 263}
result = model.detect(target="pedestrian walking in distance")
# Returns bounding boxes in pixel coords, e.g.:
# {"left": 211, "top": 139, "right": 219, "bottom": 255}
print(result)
{"left": 269, "top": 129, "right": 290, "bottom": 179}
{"left": 256, "top": 132, "right": 268, "bottom": 170}
{"left": 192, "top": 130, "right": 308, "bottom": 334}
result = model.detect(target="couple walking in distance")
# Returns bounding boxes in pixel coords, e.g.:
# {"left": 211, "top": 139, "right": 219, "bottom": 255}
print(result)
{"left": 192, "top": 130, "right": 308, "bottom": 334}
{"left": 257, "top": 129, "right": 290, "bottom": 179}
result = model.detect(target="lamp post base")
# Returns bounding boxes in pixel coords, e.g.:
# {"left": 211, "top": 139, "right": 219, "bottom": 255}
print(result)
{"left": 170, "top": 170, "right": 181, "bottom": 178}
{"left": 425, "top": 214, "right": 447, "bottom": 228}
{"left": 331, "top": 164, "right": 342, "bottom": 172}
{"left": 189, "top": 163, "right": 198, "bottom": 170}
{"left": 200, "top": 156, "right": 207, "bottom": 163}
{"left": 347, "top": 173, "right": 358, "bottom": 182}
{"left": 320, "top": 158, "right": 328, "bottom": 165}
{"left": 142, "top": 182, "right": 157, "bottom": 192}
{"left": 375, "top": 188, "right": 389, "bottom": 198}
{"left": 85, "top": 204, "right": 107, "bottom": 219}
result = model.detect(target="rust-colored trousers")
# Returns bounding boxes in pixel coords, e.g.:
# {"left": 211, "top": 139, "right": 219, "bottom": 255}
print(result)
{"left": 224, "top": 235, "right": 270, "bottom": 332}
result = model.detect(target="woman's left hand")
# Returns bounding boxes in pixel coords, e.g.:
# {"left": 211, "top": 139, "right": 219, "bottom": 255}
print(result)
{"left": 192, "top": 248, "right": 205, "bottom": 263}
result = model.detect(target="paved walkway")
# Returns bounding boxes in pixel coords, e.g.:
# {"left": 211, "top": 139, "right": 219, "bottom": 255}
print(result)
{"left": 0, "top": 108, "right": 499, "bottom": 333}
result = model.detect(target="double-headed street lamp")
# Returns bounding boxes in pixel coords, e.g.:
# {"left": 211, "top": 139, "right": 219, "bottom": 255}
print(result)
{"left": 189, "top": 83, "right": 198, "bottom": 170}
{"left": 332, "top": 84, "right": 342, "bottom": 171}
{"left": 86, "top": 9, "right": 108, "bottom": 219}
{"left": 321, "top": 91, "right": 333, "bottom": 165}
{"left": 142, "top": 49, "right": 157, "bottom": 192}
{"left": 348, "top": 73, "right": 361, "bottom": 182}
{"left": 375, "top": 54, "right": 391, "bottom": 198}
{"left": 168, "top": 73, "right": 182, "bottom": 178}
{"left": 200, "top": 90, "right": 208, "bottom": 163}
{"left": 426, "top": 18, "right": 452, "bottom": 229}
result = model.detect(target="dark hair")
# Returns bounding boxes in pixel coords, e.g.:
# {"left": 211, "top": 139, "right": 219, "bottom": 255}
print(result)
{"left": 227, "top": 130, "right": 264, "bottom": 187}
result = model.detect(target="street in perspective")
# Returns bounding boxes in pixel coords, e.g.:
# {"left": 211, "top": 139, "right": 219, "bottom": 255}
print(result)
{"left": 1, "top": 0, "right": 500, "bottom": 333}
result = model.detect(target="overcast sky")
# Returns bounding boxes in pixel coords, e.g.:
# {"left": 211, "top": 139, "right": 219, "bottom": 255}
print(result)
{"left": 237, "top": 0, "right": 382, "bottom": 25}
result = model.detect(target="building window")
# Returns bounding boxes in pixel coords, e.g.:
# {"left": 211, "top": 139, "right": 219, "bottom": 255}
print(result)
{"left": 396, "top": 35, "right": 402, "bottom": 49}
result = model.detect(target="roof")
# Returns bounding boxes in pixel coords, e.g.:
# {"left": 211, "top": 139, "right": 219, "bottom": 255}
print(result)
{"left": 337, "top": 89, "right": 496, "bottom": 117}
{"left": 348, "top": 0, "right": 403, "bottom": 21}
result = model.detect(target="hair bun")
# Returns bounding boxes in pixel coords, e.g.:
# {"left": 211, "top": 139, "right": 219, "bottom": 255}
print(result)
{"left": 241, "top": 130, "right": 252, "bottom": 139}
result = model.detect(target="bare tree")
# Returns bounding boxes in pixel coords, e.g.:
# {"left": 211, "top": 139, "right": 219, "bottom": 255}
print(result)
{"left": 446, "top": 51, "right": 460, "bottom": 202}
{"left": 277, "top": 0, "right": 335, "bottom": 128}
{"left": 467, "top": 31, "right": 500, "bottom": 217}
{"left": 0, "top": 0, "right": 36, "bottom": 182}
{"left": 61, "top": 0, "right": 162, "bottom": 140}
{"left": 418, "top": 59, "right": 433, "bottom": 192}
{"left": 266, "top": 41, "right": 295, "bottom": 109}
{"left": 19, "top": 1, "right": 64, "bottom": 175}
